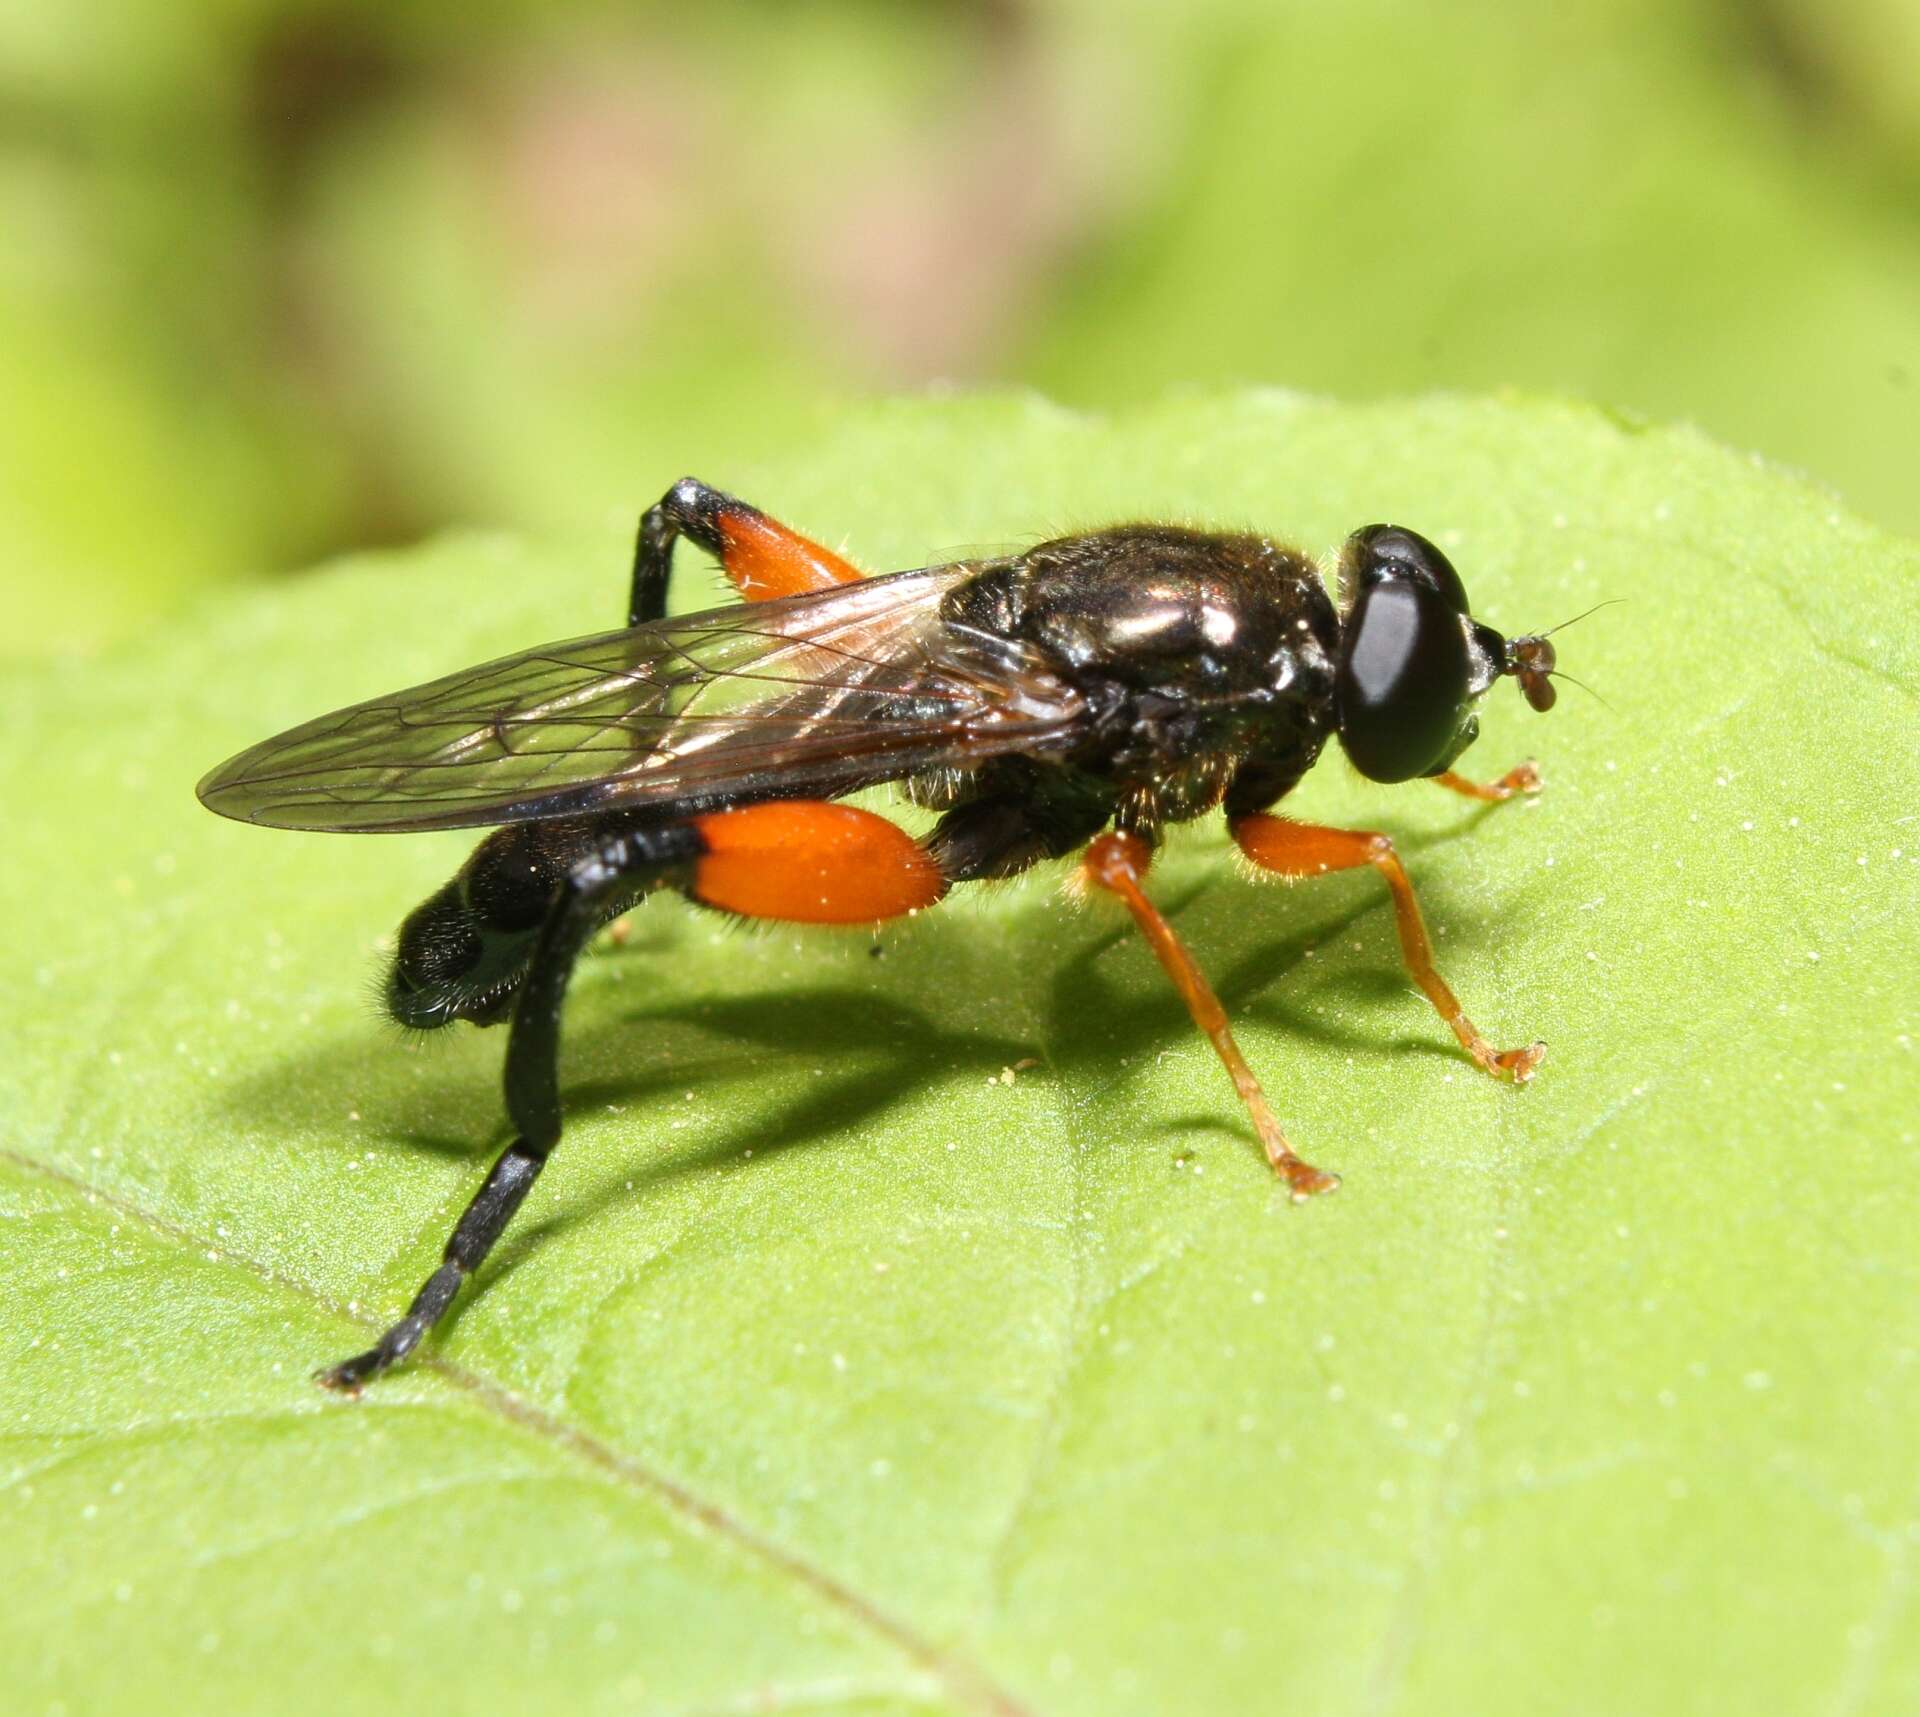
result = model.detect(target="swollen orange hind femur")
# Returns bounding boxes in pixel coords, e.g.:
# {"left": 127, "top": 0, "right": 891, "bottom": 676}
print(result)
{"left": 690, "top": 800, "right": 947, "bottom": 923}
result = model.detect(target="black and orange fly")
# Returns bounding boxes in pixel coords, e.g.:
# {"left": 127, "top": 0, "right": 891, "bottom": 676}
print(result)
{"left": 199, "top": 478, "right": 1566, "bottom": 1390}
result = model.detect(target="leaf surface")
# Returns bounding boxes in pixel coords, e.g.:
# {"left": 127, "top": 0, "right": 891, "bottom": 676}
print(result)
{"left": 5, "top": 393, "right": 1918, "bottom": 1716}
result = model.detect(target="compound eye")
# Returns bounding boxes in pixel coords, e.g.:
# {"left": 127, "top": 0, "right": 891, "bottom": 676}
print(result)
{"left": 1336, "top": 574, "right": 1473, "bottom": 781}
{"left": 1345, "top": 524, "right": 1470, "bottom": 614}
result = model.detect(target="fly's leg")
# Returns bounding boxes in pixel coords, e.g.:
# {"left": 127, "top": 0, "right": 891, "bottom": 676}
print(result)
{"left": 1431, "top": 762, "right": 1542, "bottom": 803}
{"left": 320, "top": 802, "right": 947, "bottom": 1392}
{"left": 1232, "top": 814, "right": 1546, "bottom": 1082}
{"left": 1081, "top": 831, "right": 1338, "bottom": 1201}
{"left": 684, "top": 800, "right": 949, "bottom": 923}
{"left": 319, "top": 820, "right": 707, "bottom": 1391}
{"left": 629, "top": 477, "right": 865, "bottom": 624}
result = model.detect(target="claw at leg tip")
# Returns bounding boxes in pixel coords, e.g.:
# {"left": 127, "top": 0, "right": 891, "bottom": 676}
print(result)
{"left": 1507, "top": 1040, "right": 1548, "bottom": 1083}
{"left": 1287, "top": 1167, "right": 1342, "bottom": 1202}
{"left": 314, "top": 1360, "right": 367, "bottom": 1397}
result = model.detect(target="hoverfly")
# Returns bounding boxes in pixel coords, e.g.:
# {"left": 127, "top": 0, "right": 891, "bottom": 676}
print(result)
{"left": 199, "top": 477, "right": 1569, "bottom": 1391}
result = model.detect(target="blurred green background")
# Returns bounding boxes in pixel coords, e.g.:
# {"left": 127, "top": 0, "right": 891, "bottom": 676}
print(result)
{"left": 5, "top": 0, "right": 1920, "bottom": 655}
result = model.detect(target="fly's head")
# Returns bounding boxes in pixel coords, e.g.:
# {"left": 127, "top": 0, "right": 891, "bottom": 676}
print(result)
{"left": 1332, "top": 524, "right": 1559, "bottom": 782}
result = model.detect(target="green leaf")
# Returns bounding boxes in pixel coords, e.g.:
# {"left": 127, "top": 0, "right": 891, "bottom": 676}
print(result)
{"left": 5, "top": 393, "right": 1917, "bottom": 1716}
{"left": 1023, "top": 1, "right": 1920, "bottom": 540}
{"left": 0, "top": 147, "right": 345, "bottom": 658}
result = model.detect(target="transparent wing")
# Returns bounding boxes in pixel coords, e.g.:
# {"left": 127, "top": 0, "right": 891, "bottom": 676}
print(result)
{"left": 198, "top": 565, "right": 1089, "bottom": 833}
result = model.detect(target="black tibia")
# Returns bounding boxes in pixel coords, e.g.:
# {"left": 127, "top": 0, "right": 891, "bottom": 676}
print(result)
{"left": 320, "top": 821, "right": 703, "bottom": 1392}
{"left": 317, "top": 1145, "right": 543, "bottom": 1391}
{"left": 387, "top": 812, "right": 659, "bottom": 1029}
{"left": 628, "top": 476, "right": 741, "bottom": 627}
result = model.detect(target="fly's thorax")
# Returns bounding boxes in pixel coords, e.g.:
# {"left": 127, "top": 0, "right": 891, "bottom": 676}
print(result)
{"left": 944, "top": 527, "right": 1341, "bottom": 816}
